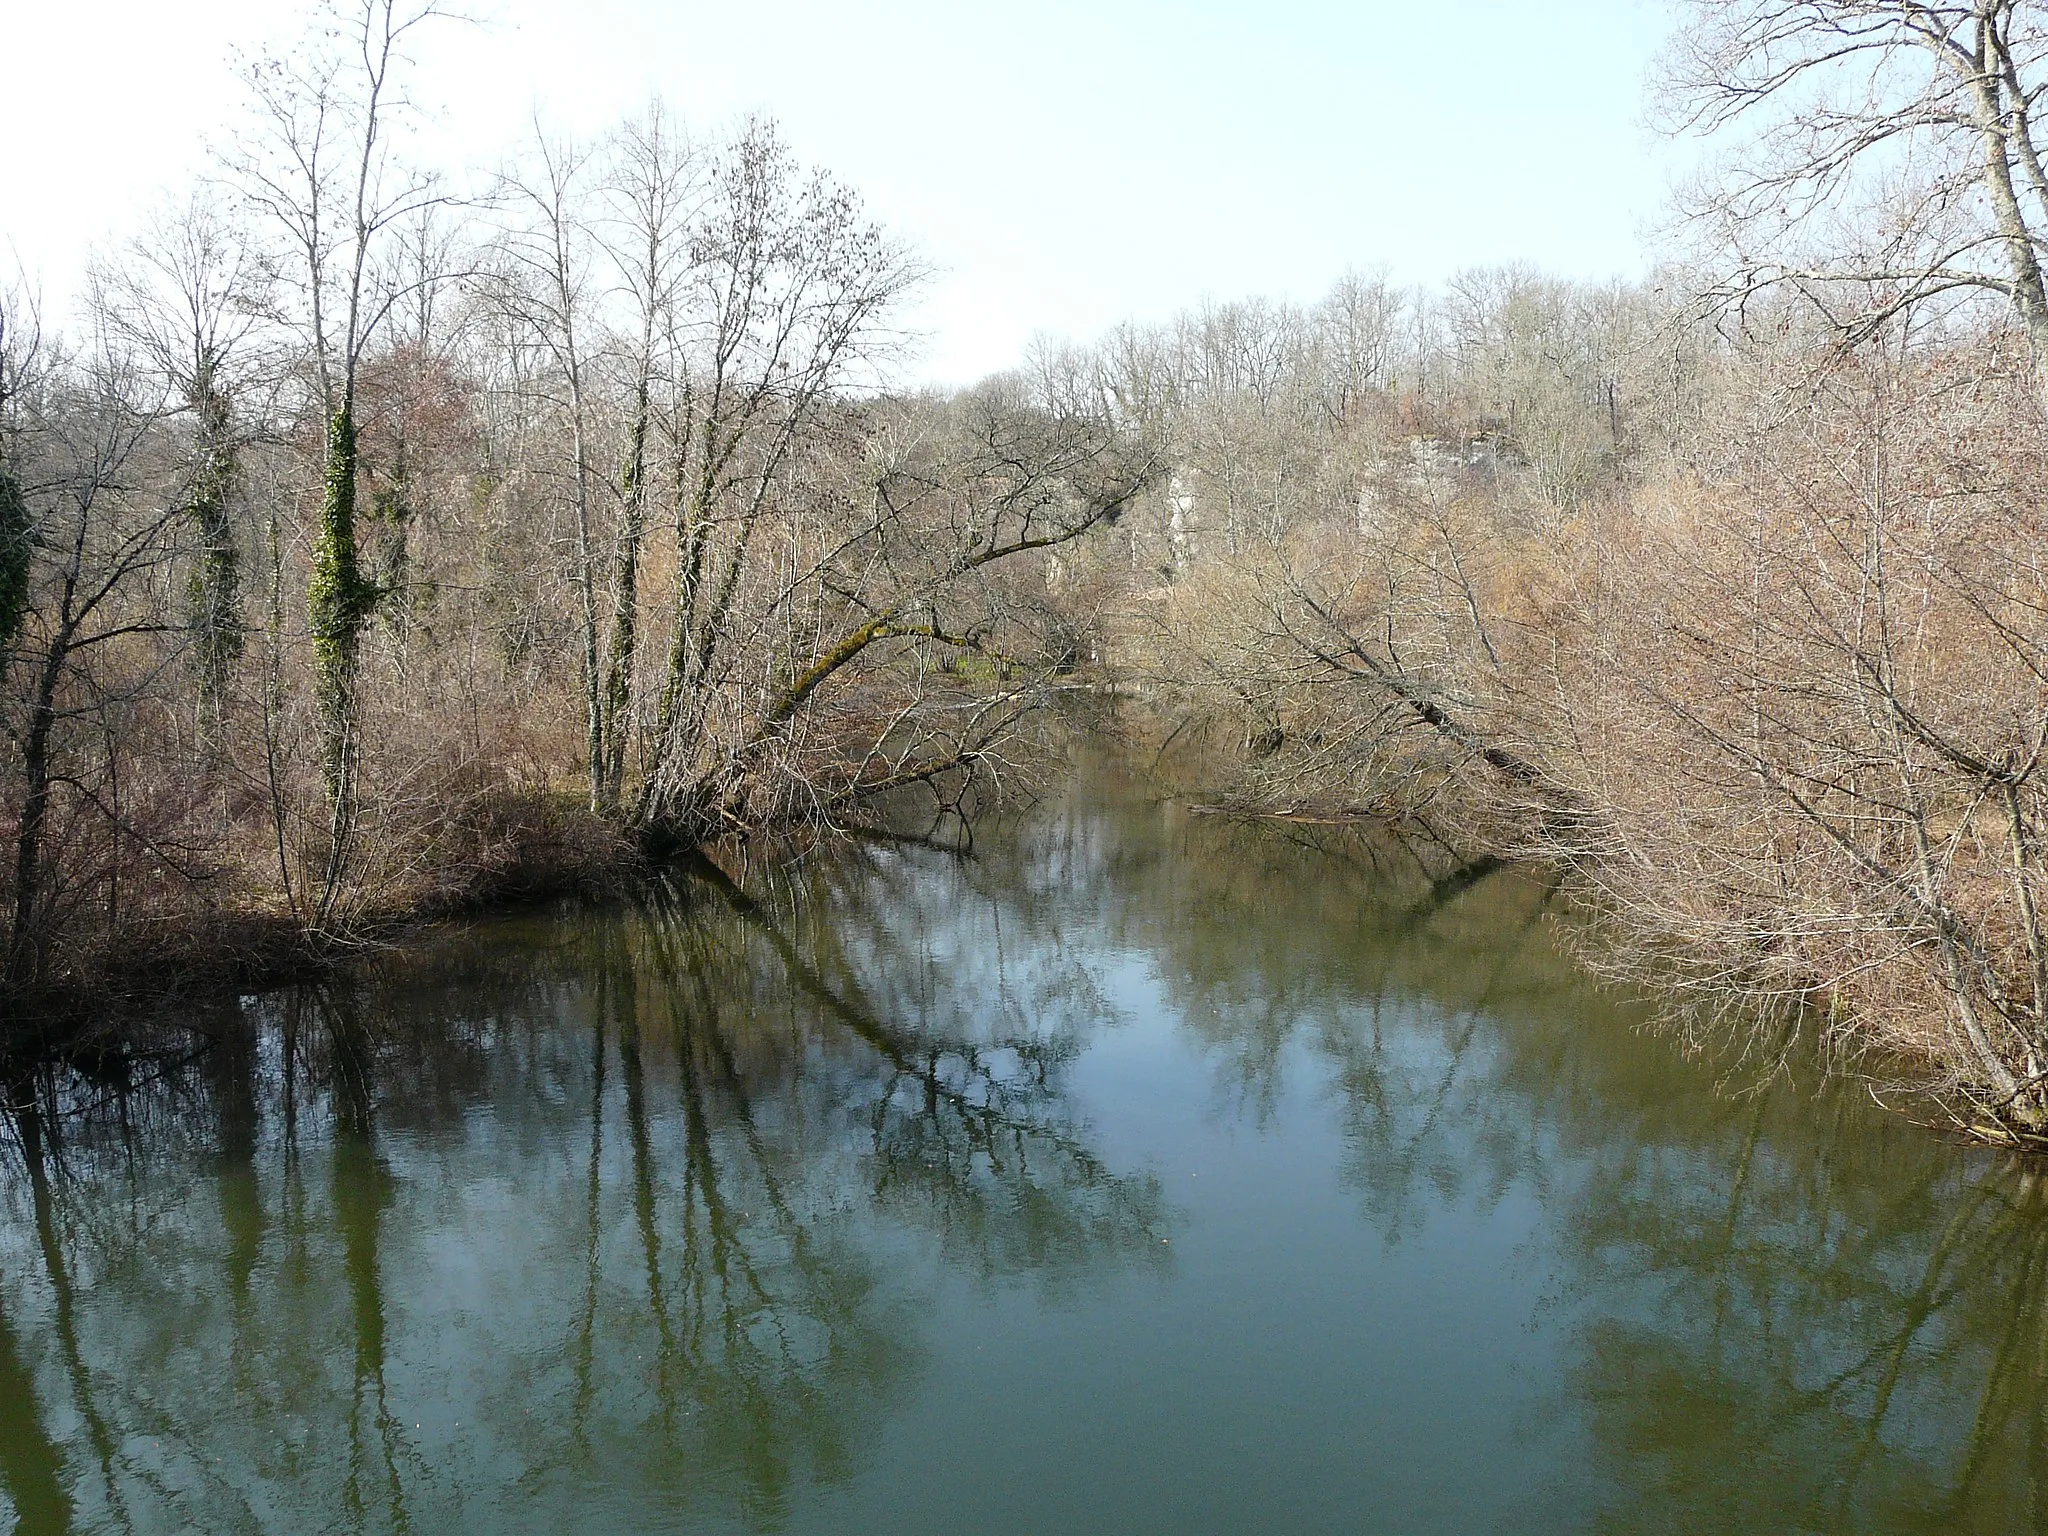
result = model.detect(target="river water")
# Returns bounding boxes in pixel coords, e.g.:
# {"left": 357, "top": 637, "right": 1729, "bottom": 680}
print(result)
{"left": 2, "top": 770, "right": 2046, "bottom": 1533}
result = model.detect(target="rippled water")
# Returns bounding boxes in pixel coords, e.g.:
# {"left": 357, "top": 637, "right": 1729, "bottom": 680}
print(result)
{"left": 3, "top": 769, "right": 2047, "bottom": 1533}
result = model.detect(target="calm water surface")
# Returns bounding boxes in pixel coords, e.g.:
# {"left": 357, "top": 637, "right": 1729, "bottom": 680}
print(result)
{"left": 4, "top": 772, "right": 2048, "bottom": 1533}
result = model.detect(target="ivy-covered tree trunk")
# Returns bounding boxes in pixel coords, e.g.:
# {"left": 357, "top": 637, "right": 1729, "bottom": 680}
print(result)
{"left": 188, "top": 375, "right": 242, "bottom": 741}
{"left": 7, "top": 639, "right": 66, "bottom": 992}
{"left": 0, "top": 460, "right": 29, "bottom": 660}
{"left": 0, "top": 460, "right": 30, "bottom": 982}
{"left": 308, "top": 404, "right": 378, "bottom": 909}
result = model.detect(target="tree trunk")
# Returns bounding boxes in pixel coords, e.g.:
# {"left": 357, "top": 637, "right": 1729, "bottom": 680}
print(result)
{"left": 599, "top": 380, "right": 651, "bottom": 812}
{"left": 189, "top": 373, "right": 242, "bottom": 742}
{"left": 1970, "top": 66, "right": 2048, "bottom": 411}
{"left": 0, "top": 463, "right": 28, "bottom": 660}
{"left": 308, "top": 405, "right": 376, "bottom": 910}
{"left": 7, "top": 640, "right": 67, "bottom": 993}
{"left": 567, "top": 385, "right": 604, "bottom": 817}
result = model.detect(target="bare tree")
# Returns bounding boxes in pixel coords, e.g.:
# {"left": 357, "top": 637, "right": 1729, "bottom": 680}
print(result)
{"left": 1541, "top": 334, "right": 2048, "bottom": 1141}
{"left": 595, "top": 105, "right": 699, "bottom": 813}
{"left": 0, "top": 287, "right": 36, "bottom": 665}
{"left": 1666, "top": 0, "right": 2048, "bottom": 399}
{"left": 1, "top": 310, "right": 195, "bottom": 1004}
{"left": 489, "top": 123, "right": 608, "bottom": 813}
{"left": 229, "top": 0, "right": 454, "bottom": 918}
{"left": 99, "top": 197, "right": 265, "bottom": 743}
{"left": 634, "top": 120, "right": 921, "bottom": 837}
{"left": 1309, "top": 267, "right": 1403, "bottom": 426}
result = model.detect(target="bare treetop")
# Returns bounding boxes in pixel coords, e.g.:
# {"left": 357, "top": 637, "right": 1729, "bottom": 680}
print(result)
{"left": 1666, "top": 0, "right": 2048, "bottom": 392}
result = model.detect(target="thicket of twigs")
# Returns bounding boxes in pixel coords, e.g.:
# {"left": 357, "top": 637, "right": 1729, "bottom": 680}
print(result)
{"left": 1071, "top": 0, "right": 2048, "bottom": 1148}
{"left": 1071, "top": 276, "right": 2048, "bottom": 1145}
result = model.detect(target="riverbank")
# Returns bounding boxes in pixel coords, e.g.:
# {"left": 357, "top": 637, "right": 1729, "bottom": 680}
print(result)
{"left": 5, "top": 700, "right": 2040, "bottom": 1162}
{"left": 0, "top": 785, "right": 638, "bottom": 1055}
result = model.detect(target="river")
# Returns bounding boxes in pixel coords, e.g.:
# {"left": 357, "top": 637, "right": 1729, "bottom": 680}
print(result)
{"left": 1, "top": 767, "right": 2044, "bottom": 1533}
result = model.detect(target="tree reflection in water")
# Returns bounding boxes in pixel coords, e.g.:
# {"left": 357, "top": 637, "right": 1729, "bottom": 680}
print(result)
{"left": 1119, "top": 796, "right": 2048, "bottom": 1533}
{"left": 0, "top": 778, "right": 2047, "bottom": 1533}
{"left": 0, "top": 831, "right": 1164, "bottom": 1533}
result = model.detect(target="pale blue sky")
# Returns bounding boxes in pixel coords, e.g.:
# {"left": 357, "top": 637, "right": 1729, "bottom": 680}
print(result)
{"left": 5, "top": 0, "right": 1685, "bottom": 383}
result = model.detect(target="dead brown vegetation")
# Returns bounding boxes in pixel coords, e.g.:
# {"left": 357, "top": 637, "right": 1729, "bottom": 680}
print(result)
{"left": 1102, "top": 279, "right": 2048, "bottom": 1145}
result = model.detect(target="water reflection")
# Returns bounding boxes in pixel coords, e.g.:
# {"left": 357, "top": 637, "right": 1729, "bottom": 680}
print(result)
{"left": 0, "top": 775, "right": 2046, "bottom": 1533}
{"left": 0, "top": 824, "right": 1165, "bottom": 1533}
{"left": 1097, "top": 798, "right": 2048, "bottom": 1533}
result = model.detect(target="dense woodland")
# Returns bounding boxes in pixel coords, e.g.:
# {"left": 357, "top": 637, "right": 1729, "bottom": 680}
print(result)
{"left": 11, "top": 0, "right": 2048, "bottom": 1149}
